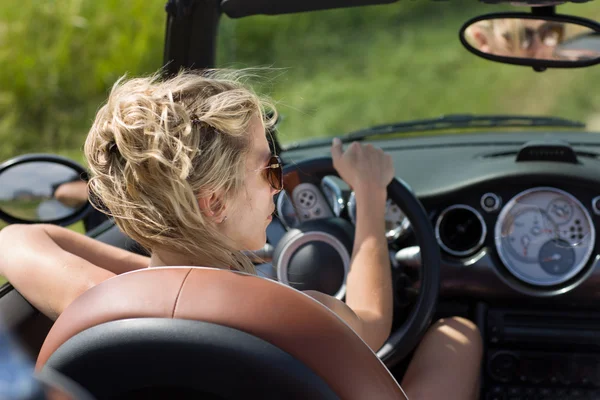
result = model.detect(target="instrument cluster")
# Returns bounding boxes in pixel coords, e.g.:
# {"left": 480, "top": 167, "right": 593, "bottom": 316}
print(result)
{"left": 276, "top": 178, "right": 598, "bottom": 289}
{"left": 495, "top": 187, "right": 596, "bottom": 287}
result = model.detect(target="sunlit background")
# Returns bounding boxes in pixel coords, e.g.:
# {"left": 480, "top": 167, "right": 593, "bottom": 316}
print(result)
{"left": 1, "top": 0, "right": 600, "bottom": 285}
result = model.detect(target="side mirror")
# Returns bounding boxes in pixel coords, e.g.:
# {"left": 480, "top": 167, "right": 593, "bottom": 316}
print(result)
{"left": 460, "top": 12, "right": 600, "bottom": 70}
{"left": 0, "top": 154, "right": 93, "bottom": 226}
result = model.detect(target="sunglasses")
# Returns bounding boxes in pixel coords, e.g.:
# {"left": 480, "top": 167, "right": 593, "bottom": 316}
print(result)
{"left": 255, "top": 155, "right": 283, "bottom": 192}
{"left": 521, "top": 22, "right": 565, "bottom": 49}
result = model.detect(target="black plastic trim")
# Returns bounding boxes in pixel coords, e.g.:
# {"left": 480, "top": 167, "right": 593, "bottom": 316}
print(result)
{"left": 220, "top": 0, "right": 397, "bottom": 18}
{"left": 163, "top": 0, "right": 220, "bottom": 73}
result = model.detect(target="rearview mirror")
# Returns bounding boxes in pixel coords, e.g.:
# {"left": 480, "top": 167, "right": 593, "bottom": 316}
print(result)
{"left": 0, "top": 154, "right": 93, "bottom": 226}
{"left": 460, "top": 13, "right": 600, "bottom": 70}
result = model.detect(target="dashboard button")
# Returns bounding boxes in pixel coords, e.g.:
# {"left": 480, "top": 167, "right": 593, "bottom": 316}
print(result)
{"left": 481, "top": 193, "right": 501, "bottom": 212}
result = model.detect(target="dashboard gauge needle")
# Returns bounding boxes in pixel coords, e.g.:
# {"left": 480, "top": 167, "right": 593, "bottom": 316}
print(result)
{"left": 543, "top": 254, "right": 561, "bottom": 262}
{"left": 521, "top": 235, "right": 530, "bottom": 256}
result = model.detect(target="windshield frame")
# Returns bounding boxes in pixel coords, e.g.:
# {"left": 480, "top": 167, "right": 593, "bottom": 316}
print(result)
{"left": 220, "top": 0, "right": 397, "bottom": 18}
{"left": 163, "top": 0, "right": 402, "bottom": 73}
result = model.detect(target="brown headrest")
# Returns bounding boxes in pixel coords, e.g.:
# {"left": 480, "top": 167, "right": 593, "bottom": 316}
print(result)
{"left": 36, "top": 267, "right": 406, "bottom": 400}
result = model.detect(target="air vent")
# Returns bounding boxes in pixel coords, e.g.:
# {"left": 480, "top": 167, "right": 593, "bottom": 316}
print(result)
{"left": 435, "top": 205, "right": 486, "bottom": 256}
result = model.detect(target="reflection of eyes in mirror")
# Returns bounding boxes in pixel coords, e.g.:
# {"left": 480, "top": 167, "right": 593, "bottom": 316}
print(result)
{"left": 464, "top": 18, "right": 600, "bottom": 62}
{"left": 0, "top": 162, "right": 87, "bottom": 222}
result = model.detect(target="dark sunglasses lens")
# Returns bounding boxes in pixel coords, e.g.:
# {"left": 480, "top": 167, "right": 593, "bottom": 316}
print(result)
{"left": 266, "top": 156, "right": 283, "bottom": 190}
{"left": 540, "top": 23, "right": 564, "bottom": 43}
{"left": 522, "top": 28, "right": 535, "bottom": 49}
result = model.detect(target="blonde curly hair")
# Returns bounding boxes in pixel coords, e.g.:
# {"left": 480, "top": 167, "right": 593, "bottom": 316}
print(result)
{"left": 84, "top": 69, "right": 278, "bottom": 274}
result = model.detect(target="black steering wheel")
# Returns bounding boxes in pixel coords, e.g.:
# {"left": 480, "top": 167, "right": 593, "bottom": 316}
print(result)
{"left": 272, "top": 156, "right": 441, "bottom": 366}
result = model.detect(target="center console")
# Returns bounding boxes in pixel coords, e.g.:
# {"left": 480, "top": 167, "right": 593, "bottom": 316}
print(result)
{"left": 479, "top": 306, "right": 600, "bottom": 399}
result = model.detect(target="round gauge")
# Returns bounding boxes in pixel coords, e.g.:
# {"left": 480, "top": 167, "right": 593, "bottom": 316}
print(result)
{"left": 276, "top": 191, "right": 299, "bottom": 229}
{"left": 538, "top": 239, "right": 576, "bottom": 276}
{"left": 547, "top": 197, "right": 574, "bottom": 225}
{"left": 347, "top": 192, "right": 410, "bottom": 241}
{"left": 495, "top": 187, "right": 595, "bottom": 287}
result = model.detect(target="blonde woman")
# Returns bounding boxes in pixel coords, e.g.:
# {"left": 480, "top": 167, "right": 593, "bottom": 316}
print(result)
{"left": 0, "top": 70, "right": 482, "bottom": 399}
{"left": 465, "top": 18, "right": 566, "bottom": 60}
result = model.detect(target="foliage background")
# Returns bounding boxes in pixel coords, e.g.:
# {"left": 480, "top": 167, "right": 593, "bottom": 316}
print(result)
{"left": 1, "top": 1, "right": 600, "bottom": 164}
{"left": 1, "top": 1, "right": 600, "bottom": 285}
{"left": 0, "top": 1, "right": 165, "bottom": 163}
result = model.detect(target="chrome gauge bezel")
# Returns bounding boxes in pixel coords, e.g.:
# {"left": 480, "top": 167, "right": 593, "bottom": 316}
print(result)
{"left": 494, "top": 187, "right": 596, "bottom": 287}
{"left": 347, "top": 191, "right": 410, "bottom": 242}
{"left": 347, "top": 191, "right": 357, "bottom": 223}
{"left": 320, "top": 176, "right": 345, "bottom": 217}
{"left": 276, "top": 191, "right": 296, "bottom": 229}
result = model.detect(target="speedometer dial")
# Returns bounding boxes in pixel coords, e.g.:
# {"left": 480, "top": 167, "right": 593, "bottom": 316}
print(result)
{"left": 503, "top": 207, "right": 557, "bottom": 264}
{"left": 495, "top": 187, "right": 595, "bottom": 287}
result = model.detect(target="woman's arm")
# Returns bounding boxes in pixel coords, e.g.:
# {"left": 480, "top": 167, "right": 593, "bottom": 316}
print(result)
{"left": 305, "top": 139, "right": 393, "bottom": 351}
{"left": 0, "top": 224, "right": 149, "bottom": 320}
{"left": 53, "top": 180, "right": 89, "bottom": 208}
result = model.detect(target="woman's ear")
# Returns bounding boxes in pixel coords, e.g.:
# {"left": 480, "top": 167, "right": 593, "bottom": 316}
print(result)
{"left": 198, "top": 193, "right": 227, "bottom": 222}
{"left": 473, "top": 30, "right": 490, "bottom": 53}
{"left": 467, "top": 27, "right": 490, "bottom": 53}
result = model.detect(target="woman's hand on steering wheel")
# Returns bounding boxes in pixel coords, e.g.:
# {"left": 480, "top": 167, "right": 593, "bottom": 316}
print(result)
{"left": 331, "top": 138, "right": 395, "bottom": 195}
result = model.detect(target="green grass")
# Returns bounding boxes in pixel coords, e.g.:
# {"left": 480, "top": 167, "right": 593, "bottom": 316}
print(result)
{"left": 0, "top": 0, "right": 166, "bottom": 161}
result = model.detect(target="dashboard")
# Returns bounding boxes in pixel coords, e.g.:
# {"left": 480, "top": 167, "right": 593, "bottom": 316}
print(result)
{"left": 278, "top": 131, "right": 600, "bottom": 304}
{"left": 275, "top": 130, "right": 600, "bottom": 395}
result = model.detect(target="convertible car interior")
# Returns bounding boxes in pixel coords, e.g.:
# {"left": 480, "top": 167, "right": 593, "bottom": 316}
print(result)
{"left": 2, "top": 0, "right": 600, "bottom": 399}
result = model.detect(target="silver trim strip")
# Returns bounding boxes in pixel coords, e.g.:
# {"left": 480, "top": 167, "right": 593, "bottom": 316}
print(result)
{"left": 276, "top": 231, "right": 349, "bottom": 300}
{"left": 435, "top": 204, "right": 487, "bottom": 257}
